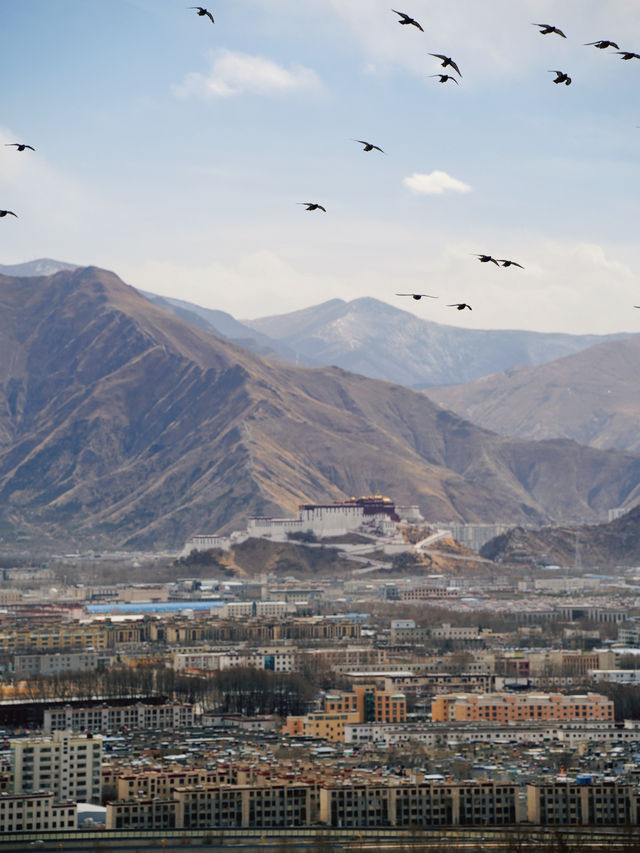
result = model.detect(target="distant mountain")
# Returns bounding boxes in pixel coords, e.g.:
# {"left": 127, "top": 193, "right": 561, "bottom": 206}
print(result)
{"left": 142, "top": 292, "right": 308, "bottom": 365}
{"left": 244, "top": 298, "right": 628, "bottom": 388}
{"left": 427, "top": 335, "right": 640, "bottom": 452}
{"left": 1, "top": 266, "right": 639, "bottom": 550}
{"left": 0, "top": 259, "right": 78, "bottom": 277}
{"left": 480, "top": 505, "right": 640, "bottom": 568}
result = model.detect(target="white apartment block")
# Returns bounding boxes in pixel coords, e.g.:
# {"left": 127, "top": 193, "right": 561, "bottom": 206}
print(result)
{"left": 11, "top": 731, "right": 103, "bottom": 804}
{"left": 220, "top": 601, "right": 295, "bottom": 620}
{"left": 0, "top": 792, "right": 77, "bottom": 833}
{"left": 43, "top": 702, "right": 194, "bottom": 734}
{"left": 174, "top": 649, "right": 296, "bottom": 673}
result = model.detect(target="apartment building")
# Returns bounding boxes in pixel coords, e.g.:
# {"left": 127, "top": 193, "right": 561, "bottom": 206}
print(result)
{"left": 43, "top": 701, "right": 194, "bottom": 734}
{"left": 527, "top": 781, "right": 638, "bottom": 825}
{"left": 11, "top": 731, "right": 103, "bottom": 804}
{"left": 174, "top": 648, "right": 296, "bottom": 673}
{"left": 0, "top": 623, "right": 112, "bottom": 652}
{"left": 432, "top": 692, "right": 614, "bottom": 724}
{"left": 13, "top": 650, "right": 112, "bottom": 677}
{"left": 0, "top": 792, "right": 77, "bottom": 832}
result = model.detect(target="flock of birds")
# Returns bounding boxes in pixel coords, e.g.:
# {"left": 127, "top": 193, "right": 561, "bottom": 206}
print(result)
{"left": 3, "top": 6, "right": 640, "bottom": 314}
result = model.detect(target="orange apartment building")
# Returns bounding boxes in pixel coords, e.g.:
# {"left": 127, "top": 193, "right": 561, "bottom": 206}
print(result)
{"left": 283, "top": 684, "right": 406, "bottom": 742}
{"left": 431, "top": 691, "right": 614, "bottom": 724}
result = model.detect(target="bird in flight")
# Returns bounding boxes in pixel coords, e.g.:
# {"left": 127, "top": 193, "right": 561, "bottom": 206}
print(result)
{"left": 5, "top": 143, "right": 35, "bottom": 152}
{"left": 429, "top": 74, "right": 458, "bottom": 85}
{"left": 448, "top": 303, "right": 472, "bottom": 311}
{"left": 616, "top": 50, "right": 640, "bottom": 60}
{"left": 391, "top": 10, "right": 424, "bottom": 32}
{"left": 549, "top": 70, "right": 572, "bottom": 85}
{"left": 353, "top": 139, "right": 385, "bottom": 153}
{"left": 497, "top": 259, "right": 525, "bottom": 269}
{"left": 298, "top": 202, "right": 326, "bottom": 212}
{"left": 429, "top": 54, "right": 462, "bottom": 77}
{"left": 584, "top": 40, "right": 619, "bottom": 49}
{"left": 189, "top": 6, "right": 214, "bottom": 23}
{"left": 532, "top": 23, "right": 566, "bottom": 38}
{"left": 474, "top": 254, "right": 500, "bottom": 266}
{"left": 396, "top": 293, "right": 438, "bottom": 300}
{"left": 0, "top": 210, "right": 18, "bottom": 218}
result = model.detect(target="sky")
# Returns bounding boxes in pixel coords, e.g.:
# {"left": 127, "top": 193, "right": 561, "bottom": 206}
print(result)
{"left": 1, "top": 0, "right": 639, "bottom": 334}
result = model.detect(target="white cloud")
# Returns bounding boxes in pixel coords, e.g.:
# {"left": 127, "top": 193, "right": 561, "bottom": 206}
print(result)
{"left": 403, "top": 170, "right": 472, "bottom": 195}
{"left": 173, "top": 49, "right": 321, "bottom": 98}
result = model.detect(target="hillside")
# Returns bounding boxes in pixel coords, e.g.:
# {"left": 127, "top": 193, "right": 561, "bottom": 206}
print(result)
{"left": 480, "top": 505, "right": 640, "bottom": 569}
{"left": 427, "top": 334, "right": 640, "bottom": 452}
{"left": 0, "top": 266, "right": 640, "bottom": 550}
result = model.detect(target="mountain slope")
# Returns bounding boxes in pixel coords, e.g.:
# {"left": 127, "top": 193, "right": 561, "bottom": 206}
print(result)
{"left": 142, "top": 292, "right": 309, "bottom": 366}
{"left": 426, "top": 334, "right": 640, "bottom": 452}
{"left": 1, "top": 267, "right": 639, "bottom": 550}
{"left": 244, "top": 298, "right": 628, "bottom": 388}
{"left": 480, "top": 505, "right": 640, "bottom": 568}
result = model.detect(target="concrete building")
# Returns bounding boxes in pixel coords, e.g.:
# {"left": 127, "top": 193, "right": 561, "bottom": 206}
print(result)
{"left": 527, "top": 781, "right": 638, "bottom": 825}
{"left": 174, "top": 648, "right": 296, "bottom": 673}
{"left": 432, "top": 692, "right": 614, "bottom": 724}
{"left": 43, "top": 701, "right": 194, "bottom": 734}
{"left": 12, "top": 650, "right": 111, "bottom": 677}
{"left": 11, "top": 731, "right": 102, "bottom": 804}
{"left": 0, "top": 792, "right": 77, "bottom": 832}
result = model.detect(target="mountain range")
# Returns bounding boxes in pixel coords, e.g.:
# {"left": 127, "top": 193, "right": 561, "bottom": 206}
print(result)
{"left": 244, "top": 297, "right": 628, "bottom": 388}
{"left": 1, "top": 265, "right": 639, "bottom": 550}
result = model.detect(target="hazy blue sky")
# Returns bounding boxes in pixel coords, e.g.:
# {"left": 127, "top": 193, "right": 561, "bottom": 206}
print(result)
{"left": 1, "top": 0, "right": 639, "bottom": 333}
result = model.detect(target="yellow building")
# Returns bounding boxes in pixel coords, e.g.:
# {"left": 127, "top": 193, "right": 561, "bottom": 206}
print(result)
{"left": 432, "top": 691, "right": 614, "bottom": 724}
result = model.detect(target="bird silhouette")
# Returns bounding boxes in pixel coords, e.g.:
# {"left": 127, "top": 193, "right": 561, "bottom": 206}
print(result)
{"left": 353, "top": 139, "right": 385, "bottom": 153}
{"left": 584, "top": 40, "right": 619, "bottom": 49}
{"left": 429, "top": 54, "right": 462, "bottom": 77}
{"left": 532, "top": 23, "right": 566, "bottom": 38}
{"left": 0, "top": 210, "right": 18, "bottom": 218}
{"left": 189, "top": 6, "right": 214, "bottom": 23}
{"left": 497, "top": 259, "right": 525, "bottom": 269}
{"left": 391, "top": 10, "right": 424, "bottom": 32}
{"left": 396, "top": 293, "right": 438, "bottom": 300}
{"left": 448, "top": 303, "right": 472, "bottom": 311}
{"left": 474, "top": 254, "right": 500, "bottom": 266}
{"left": 298, "top": 202, "right": 326, "bottom": 212}
{"left": 616, "top": 50, "right": 640, "bottom": 60}
{"left": 549, "top": 70, "right": 572, "bottom": 85}
{"left": 429, "top": 74, "right": 458, "bottom": 85}
{"left": 5, "top": 143, "right": 35, "bottom": 152}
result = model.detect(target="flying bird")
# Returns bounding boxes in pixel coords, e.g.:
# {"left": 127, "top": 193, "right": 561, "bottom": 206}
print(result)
{"left": 353, "top": 139, "right": 385, "bottom": 153}
{"left": 532, "top": 23, "right": 566, "bottom": 38}
{"left": 474, "top": 254, "right": 500, "bottom": 266}
{"left": 5, "top": 143, "right": 35, "bottom": 152}
{"left": 584, "top": 40, "right": 619, "bottom": 49}
{"left": 396, "top": 293, "right": 438, "bottom": 300}
{"left": 429, "top": 54, "right": 462, "bottom": 77}
{"left": 497, "top": 259, "right": 525, "bottom": 269}
{"left": 298, "top": 202, "right": 326, "bottom": 212}
{"left": 0, "top": 210, "right": 18, "bottom": 218}
{"left": 429, "top": 74, "right": 458, "bottom": 85}
{"left": 616, "top": 50, "right": 640, "bottom": 60}
{"left": 549, "top": 70, "right": 572, "bottom": 85}
{"left": 189, "top": 6, "right": 214, "bottom": 23}
{"left": 448, "top": 303, "right": 472, "bottom": 311}
{"left": 391, "top": 10, "right": 424, "bottom": 32}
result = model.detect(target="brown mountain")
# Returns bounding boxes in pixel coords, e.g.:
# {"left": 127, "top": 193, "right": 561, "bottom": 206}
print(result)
{"left": 426, "top": 335, "right": 640, "bottom": 452}
{"left": 480, "top": 505, "right": 640, "bottom": 569}
{"left": 1, "top": 266, "right": 640, "bottom": 550}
